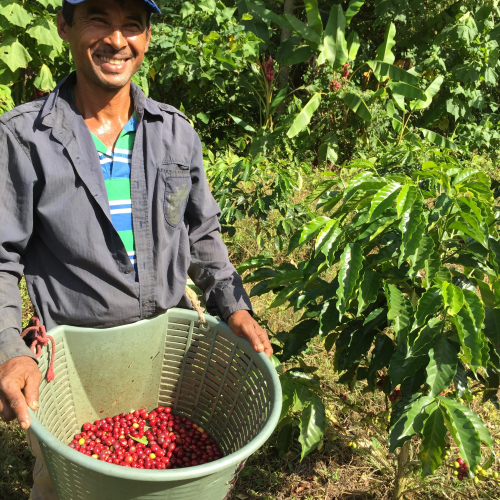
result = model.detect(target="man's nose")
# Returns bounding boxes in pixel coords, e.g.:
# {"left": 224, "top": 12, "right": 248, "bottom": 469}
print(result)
{"left": 105, "top": 28, "right": 127, "bottom": 51}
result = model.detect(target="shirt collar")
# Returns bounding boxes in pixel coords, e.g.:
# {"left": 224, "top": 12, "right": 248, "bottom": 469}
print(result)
{"left": 92, "top": 113, "right": 137, "bottom": 156}
{"left": 123, "top": 113, "right": 138, "bottom": 133}
{"left": 40, "top": 72, "right": 165, "bottom": 124}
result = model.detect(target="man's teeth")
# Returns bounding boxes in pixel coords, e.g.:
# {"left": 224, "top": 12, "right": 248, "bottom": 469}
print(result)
{"left": 98, "top": 56, "right": 126, "bottom": 65}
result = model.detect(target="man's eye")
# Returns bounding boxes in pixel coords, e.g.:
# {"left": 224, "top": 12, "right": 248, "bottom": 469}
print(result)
{"left": 126, "top": 23, "right": 143, "bottom": 31}
{"left": 91, "top": 17, "right": 107, "bottom": 23}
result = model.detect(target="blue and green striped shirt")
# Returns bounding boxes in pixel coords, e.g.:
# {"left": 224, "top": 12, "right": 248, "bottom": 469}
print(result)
{"left": 90, "top": 114, "right": 137, "bottom": 273}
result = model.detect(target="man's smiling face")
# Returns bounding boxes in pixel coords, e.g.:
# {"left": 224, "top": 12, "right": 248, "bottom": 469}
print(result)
{"left": 58, "top": 0, "right": 151, "bottom": 90}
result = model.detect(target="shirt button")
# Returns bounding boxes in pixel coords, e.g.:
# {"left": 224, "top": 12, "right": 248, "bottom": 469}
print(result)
{"left": 124, "top": 269, "right": 132, "bottom": 274}
{"left": 143, "top": 301, "right": 150, "bottom": 306}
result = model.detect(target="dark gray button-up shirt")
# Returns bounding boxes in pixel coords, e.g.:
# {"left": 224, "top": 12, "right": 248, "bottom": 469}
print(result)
{"left": 0, "top": 72, "right": 252, "bottom": 364}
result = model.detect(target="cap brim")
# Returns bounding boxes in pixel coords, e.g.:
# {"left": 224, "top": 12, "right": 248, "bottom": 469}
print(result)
{"left": 64, "top": 0, "right": 161, "bottom": 14}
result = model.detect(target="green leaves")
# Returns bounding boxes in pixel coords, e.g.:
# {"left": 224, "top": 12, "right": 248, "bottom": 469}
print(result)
{"left": 408, "top": 233, "right": 435, "bottom": 279}
{"left": 323, "top": 4, "right": 348, "bottom": 69}
{"left": 336, "top": 243, "right": 364, "bottom": 319}
{"left": 396, "top": 185, "right": 417, "bottom": 217}
{"left": 276, "top": 423, "right": 294, "bottom": 456}
{"left": 346, "top": 31, "right": 360, "bottom": 61}
{"left": 296, "top": 216, "right": 330, "bottom": 249}
{"left": 442, "top": 398, "right": 495, "bottom": 464}
{"left": 280, "top": 320, "right": 320, "bottom": 362}
{"left": 0, "top": 37, "right": 32, "bottom": 72}
{"left": 26, "top": 18, "right": 64, "bottom": 56}
{"left": 280, "top": 378, "right": 296, "bottom": 422}
{"left": 357, "top": 270, "right": 382, "bottom": 315}
{"left": 367, "top": 181, "right": 401, "bottom": 222}
{"left": 419, "top": 406, "right": 447, "bottom": 477}
{"left": 440, "top": 398, "right": 483, "bottom": 473}
{"left": 387, "top": 81, "right": 426, "bottom": 101}
{"left": 389, "top": 395, "right": 436, "bottom": 452}
{"left": 277, "top": 370, "right": 326, "bottom": 460}
{"left": 345, "top": 0, "right": 364, "bottom": 25}
{"left": 33, "top": 64, "right": 56, "bottom": 92}
{"left": 284, "top": 13, "right": 321, "bottom": 46}
{"left": 367, "top": 61, "right": 419, "bottom": 85}
{"left": 304, "top": 0, "right": 322, "bottom": 38}
{"left": 229, "top": 114, "right": 256, "bottom": 132}
{"left": 298, "top": 393, "right": 326, "bottom": 460}
{"left": 452, "top": 291, "right": 488, "bottom": 372}
{"left": 411, "top": 76, "right": 444, "bottom": 111}
{"left": 375, "top": 22, "right": 396, "bottom": 64}
{"left": 245, "top": 1, "right": 292, "bottom": 30}
{"left": 398, "top": 199, "right": 424, "bottom": 267}
{"left": 484, "top": 308, "right": 500, "bottom": 346}
{"left": 426, "top": 337, "right": 459, "bottom": 397}
{"left": 287, "top": 93, "right": 322, "bottom": 138}
{"left": 342, "top": 92, "right": 372, "bottom": 121}
{"left": 420, "top": 129, "right": 458, "bottom": 151}
{"left": 246, "top": 156, "right": 499, "bottom": 476}
{"left": 315, "top": 219, "right": 343, "bottom": 263}
{"left": 128, "top": 434, "right": 148, "bottom": 445}
{"left": 386, "top": 284, "right": 413, "bottom": 344}
{"left": 442, "top": 281, "right": 464, "bottom": 316}
{"left": 180, "top": 1, "right": 196, "bottom": 18}
{"left": 0, "top": 0, "right": 32, "bottom": 28}
{"left": 318, "top": 131, "right": 339, "bottom": 165}
{"left": 412, "top": 287, "right": 443, "bottom": 331}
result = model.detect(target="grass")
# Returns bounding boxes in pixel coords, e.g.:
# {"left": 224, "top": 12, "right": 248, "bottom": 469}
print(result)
{"left": 0, "top": 421, "right": 34, "bottom": 499}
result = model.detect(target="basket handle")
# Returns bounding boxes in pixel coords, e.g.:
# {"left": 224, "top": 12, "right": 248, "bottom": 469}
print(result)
{"left": 21, "top": 316, "right": 56, "bottom": 382}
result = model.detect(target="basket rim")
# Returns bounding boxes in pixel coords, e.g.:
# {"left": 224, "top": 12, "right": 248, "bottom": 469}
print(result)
{"left": 28, "top": 308, "right": 282, "bottom": 482}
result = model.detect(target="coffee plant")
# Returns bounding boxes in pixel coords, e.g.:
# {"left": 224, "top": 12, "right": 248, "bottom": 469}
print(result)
{"left": 206, "top": 150, "right": 310, "bottom": 251}
{"left": 242, "top": 157, "right": 500, "bottom": 494}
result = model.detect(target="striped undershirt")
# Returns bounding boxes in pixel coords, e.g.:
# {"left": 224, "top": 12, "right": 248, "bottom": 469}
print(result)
{"left": 90, "top": 114, "right": 138, "bottom": 275}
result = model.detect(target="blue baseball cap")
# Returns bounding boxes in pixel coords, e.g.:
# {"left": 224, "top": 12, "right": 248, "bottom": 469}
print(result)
{"left": 63, "top": 0, "right": 161, "bottom": 15}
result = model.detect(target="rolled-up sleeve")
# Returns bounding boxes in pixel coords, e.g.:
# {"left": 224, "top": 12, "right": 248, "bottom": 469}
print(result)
{"left": 185, "top": 129, "right": 252, "bottom": 321}
{"left": 0, "top": 122, "right": 37, "bottom": 364}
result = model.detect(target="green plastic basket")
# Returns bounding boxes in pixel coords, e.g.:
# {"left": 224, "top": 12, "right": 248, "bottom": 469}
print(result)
{"left": 28, "top": 308, "right": 281, "bottom": 500}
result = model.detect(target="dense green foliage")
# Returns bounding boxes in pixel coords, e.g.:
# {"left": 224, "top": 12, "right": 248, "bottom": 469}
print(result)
{"left": 0, "top": 0, "right": 70, "bottom": 103}
{"left": 246, "top": 156, "right": 500, "bottom": 476}
{"left": 1, "top": 0, "right": 500, "bottom": 496}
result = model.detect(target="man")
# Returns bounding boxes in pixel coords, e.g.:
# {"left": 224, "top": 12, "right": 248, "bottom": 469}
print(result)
{"left": 0, "top": 0, "right": 272, "bottom": 497}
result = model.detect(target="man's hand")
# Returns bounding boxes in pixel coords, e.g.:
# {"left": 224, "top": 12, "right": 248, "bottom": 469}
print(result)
{"left": 0, "top": 356, "right": 41, "bottom": 429}
{"left": 227, "top": 310, "right": 273, "bottom": 358}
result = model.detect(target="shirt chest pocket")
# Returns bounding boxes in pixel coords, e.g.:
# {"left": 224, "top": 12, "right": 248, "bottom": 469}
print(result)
{"left": 159, "top": 163, "right": 192, "bottom": 227}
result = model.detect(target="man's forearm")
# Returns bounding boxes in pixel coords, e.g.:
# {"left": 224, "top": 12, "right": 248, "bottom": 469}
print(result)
{"left": 188, "top": 231, "right": 253, "bottom": 321}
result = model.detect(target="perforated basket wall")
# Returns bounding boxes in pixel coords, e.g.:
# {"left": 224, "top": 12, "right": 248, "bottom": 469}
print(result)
{"left": 29, "top": 309, "right": 281, "bottom": 500}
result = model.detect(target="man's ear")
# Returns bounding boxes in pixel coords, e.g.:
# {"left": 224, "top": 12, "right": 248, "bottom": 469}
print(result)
{"left": 145, "top": 26, "right": 152, "bottom": 52}
{"left": 57, "top": 11, "right": 70, "bottom": 42}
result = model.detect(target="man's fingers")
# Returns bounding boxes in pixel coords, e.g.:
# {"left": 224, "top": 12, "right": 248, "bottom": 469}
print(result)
{"left": 23, "top": 371, "right": 41, "bottom": 412}
{"left": 242, "top": 322, "right": 272, "bottom": 358}
{"left": 0, "top": 393, "right": 16, "bottom": 422}
{"left": 0, "top": 357, "right": 41, "bottom": 428}
{"left": 255, "top": 325, "right": 273, "bottom": 358}
{"left": 2, "top": 383, "right": 30, "bottom": 429}
{"left": 240, "top": 324, "right": 265, "bottom": 352}
{"left": 231, "top": 320, "right": 264, "bottom": 352}
{"left": 227, "top": 311, "right": 272, "bottom": 357}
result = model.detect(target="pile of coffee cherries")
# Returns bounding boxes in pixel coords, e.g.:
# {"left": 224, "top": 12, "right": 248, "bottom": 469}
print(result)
{"left": 68, "top": 406, "right": 222, "bottom": 469}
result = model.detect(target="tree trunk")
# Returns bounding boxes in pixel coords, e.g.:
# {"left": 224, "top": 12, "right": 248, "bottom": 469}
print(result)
{"left": 275, "top": 0, "right": 294, "bottom": 116}
{"left": 392, "top": 440, "right": 411, "bottom": 500}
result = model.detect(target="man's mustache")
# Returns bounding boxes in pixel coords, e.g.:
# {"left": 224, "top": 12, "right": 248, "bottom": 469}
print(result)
{"left": 92, "top": 48, "right": 135, "bottom": 59}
